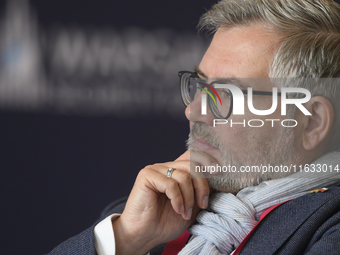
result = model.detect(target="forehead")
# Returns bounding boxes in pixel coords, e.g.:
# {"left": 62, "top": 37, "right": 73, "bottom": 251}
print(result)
{"left": 198, "top": 24, "right": 283, "bottom": 81}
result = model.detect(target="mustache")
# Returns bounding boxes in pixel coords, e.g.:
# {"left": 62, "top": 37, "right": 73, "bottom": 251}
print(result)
{"left": 186, "top": 122, "right": 222, "bottom": 151}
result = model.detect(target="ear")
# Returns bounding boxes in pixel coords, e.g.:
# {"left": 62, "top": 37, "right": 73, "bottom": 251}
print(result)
{"left": 302, "top": 96, "right": 334, "bottom": 151}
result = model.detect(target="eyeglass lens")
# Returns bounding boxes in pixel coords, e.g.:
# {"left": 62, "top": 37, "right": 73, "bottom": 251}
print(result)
{"left": 184, "top": 75, "right": 232, "bottom": 119}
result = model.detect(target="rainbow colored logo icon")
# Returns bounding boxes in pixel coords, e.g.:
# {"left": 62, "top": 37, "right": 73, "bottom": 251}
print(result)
{"left": 197, "top": 82, "right": 223, "bottom": 106}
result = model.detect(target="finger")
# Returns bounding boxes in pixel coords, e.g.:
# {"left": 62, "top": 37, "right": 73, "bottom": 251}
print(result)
{"left": 137, "top": 168, "right": 184, "bottom": 215}
{"left": 148, "top": 165, "right": 195, "bottom": 220}
{"left": 154, "top": 156, "right": 214, "bottom": 210}
{"left": 176, "top": 152, "right": 215, "bottom": 208}
{"left": 185, "top": 161, "right": 210, "bottom": 209}
{"left": 156, "top": 161, "right": 210, "bottom": 211}
{"left": 192, "top": 176, "right": 210, "bottom": 209}
{"left": 167, "top": 168, "right": 195, "bottom": 220}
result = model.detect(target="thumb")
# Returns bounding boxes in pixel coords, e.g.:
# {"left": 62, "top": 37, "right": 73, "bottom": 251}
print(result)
{"left": 175, "top": 150, "right": 190, "bottom": 161}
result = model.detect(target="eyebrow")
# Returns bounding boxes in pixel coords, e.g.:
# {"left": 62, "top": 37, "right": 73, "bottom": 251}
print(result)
{"left": 194, "top": 66, "right": 247, "bottom": 90}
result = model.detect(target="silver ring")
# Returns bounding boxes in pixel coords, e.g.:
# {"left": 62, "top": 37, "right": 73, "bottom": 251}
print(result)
{"left": 166, "top": 167, "right": 175, "bottom": 178}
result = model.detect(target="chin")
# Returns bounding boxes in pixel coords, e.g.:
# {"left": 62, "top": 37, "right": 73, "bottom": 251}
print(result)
{"left": 206, "top": 174, "right": 262, "bottom": 194}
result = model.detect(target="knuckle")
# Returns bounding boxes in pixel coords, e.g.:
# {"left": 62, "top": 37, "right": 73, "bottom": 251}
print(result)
{"left": 167, "top": 179, "right": 179, "bottom": 190}
{"left": 153, "top": 163, "right": 163, "bottom": 166}
{"left": 180, "top": 172, "right": 192, "bottom": 184}
{"left": 137, "top": 169, "right": 145, "bottom": 179}
{"left": 137, "top": 167, "right": 151, "bottom": 179}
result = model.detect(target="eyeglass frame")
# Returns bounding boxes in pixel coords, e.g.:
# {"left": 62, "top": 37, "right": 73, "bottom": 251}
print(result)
{"left": 179, "top": 71, "right": 282, "bottom": 119}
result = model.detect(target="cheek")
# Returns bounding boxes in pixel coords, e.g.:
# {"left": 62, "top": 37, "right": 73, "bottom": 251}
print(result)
{"left": 214, "top": 124, "right": 250, "bottom": 151}
{"left": 242, "top": 95, "right": 283, "bottom": 123}
{"left": 220, "top": 104, "right": 284, "bottom": 150}
{"left": 213, "top": 96, "right": 285, "bottom": 152}
{"left": 248, "top": 96, "right": 282, "bottom": 115}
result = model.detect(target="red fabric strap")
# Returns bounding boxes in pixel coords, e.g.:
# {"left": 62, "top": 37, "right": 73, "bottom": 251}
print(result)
{"left": 162, "top": 230, "right": 191, "bottom": 255}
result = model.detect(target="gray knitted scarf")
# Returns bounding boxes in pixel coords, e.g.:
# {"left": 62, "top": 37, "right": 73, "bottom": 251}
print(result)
{"left": 178, "top": 152, "right": 340, "bottom": 255}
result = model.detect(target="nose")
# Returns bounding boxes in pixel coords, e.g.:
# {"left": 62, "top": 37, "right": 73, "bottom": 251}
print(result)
{"left": 185, "top": 95, "right": 216, "bottom": 126}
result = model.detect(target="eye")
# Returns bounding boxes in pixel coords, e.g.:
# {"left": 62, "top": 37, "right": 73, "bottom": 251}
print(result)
{"left": 220, "top": 89, "right": 231, "bottom": 98}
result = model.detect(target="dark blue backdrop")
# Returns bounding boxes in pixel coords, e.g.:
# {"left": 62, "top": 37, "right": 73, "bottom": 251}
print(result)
{"left": 0, "top": 0, "right": 214, "bottom": 254}
{"left": 2, "top": 1, "right": 340, "bottom": 254}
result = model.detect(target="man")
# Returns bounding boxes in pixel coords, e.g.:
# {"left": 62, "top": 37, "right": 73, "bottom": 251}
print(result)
{"left": 48, "top": 0, "right": 340, "bottom": 254}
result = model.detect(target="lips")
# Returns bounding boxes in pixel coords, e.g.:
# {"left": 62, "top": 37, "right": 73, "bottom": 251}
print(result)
{"left": 193, "top": 137, "right": 219, "bottom": 151}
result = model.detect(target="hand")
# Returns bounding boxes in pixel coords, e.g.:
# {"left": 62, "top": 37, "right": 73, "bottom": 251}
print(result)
{"left": 112, "top": 150, "right": 218, "bottom": 255}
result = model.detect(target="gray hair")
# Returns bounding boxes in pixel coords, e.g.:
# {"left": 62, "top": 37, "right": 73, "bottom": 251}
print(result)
{"left": 199, "top": 0, "right": 340, "bottom": 151}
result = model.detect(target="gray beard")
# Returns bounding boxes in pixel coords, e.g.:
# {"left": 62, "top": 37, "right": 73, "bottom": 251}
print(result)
{"left": 186, "top": 122, "right": 298, "bottom": 193}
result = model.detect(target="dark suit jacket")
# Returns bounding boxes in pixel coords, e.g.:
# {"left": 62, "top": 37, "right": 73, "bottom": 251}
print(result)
{"left": 47, "top": 184, "right": 340, "bottom": 255}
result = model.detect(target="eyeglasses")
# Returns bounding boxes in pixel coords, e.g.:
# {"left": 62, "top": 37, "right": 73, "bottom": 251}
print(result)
{"left": 179, "top": 71, "right": 281, "bottom": 119}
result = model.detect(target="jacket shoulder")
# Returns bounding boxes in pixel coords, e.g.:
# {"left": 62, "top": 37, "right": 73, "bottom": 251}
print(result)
{"left": 240, "top": 183, "right": 340, "bottom": 255}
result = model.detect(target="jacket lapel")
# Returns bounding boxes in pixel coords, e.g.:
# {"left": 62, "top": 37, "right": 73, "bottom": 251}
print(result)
{"left": 240, "top": 185, "right": 340, "bottom": 255}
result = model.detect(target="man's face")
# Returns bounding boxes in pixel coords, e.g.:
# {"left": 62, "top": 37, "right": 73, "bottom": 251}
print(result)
{"left": 185, "top": 24, "right": 299, "bottom": 193}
